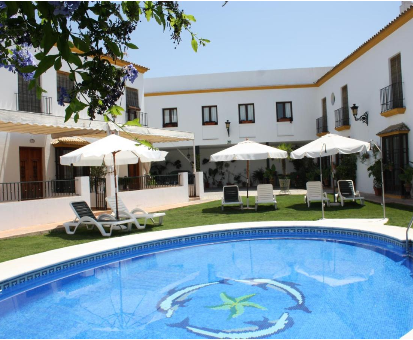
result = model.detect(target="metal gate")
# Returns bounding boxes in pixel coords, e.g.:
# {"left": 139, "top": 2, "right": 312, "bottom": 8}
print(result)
{"left": 90, "top": 177, "right": 107, "bottom": 210}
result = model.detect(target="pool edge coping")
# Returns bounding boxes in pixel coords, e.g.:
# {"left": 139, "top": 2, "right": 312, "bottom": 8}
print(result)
{"left": 0, "top": 218, "right": 406, "bottom": 284}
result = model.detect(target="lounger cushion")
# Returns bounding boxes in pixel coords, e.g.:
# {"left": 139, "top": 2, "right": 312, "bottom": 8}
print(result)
{"left": 224, "top": 187, "right": 240, "bottom": 203}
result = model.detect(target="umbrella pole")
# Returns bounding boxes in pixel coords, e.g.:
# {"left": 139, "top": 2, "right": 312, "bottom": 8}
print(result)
{"left": 320, "top": 155, "right": 324, "bottom": 220}
{"left": 112, "top": 151, "right": 119, "bottom": 220}
{"left": 246, "top": 160, "right": 249, "bottom": 208}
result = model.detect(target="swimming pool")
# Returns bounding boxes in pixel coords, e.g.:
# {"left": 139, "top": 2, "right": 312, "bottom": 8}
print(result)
{"left": 0, "top": 228, "right": 413, "bottom": 339}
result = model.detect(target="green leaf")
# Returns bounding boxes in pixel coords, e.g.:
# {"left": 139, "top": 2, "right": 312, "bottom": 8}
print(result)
{"left": 183, "top": 14, "right": 196, "bottom": 22}
{"left": 73, "top": 113, "right": 79, "bottom": 123}
{"left": 34, "top": 55, "right": 58, "bottom": 78}
{"left": 124, "top": 118, "right": 142, "bottom": 127}
{"left": 28, "top": 79, "right": 36, "bottom": 91}
{"left": 106, "top": 41, "right": 121, "bottom": 57}
{"left": 42, "top": 22, "right": 57, "bottom": 55}
{"left": 220, "top": 292, "right": 235, "bottom": 304}
{"left": 36, "top": 86, "right": 47, "bottom": 100}
{"left": 108, "top": 105, "right": 124, "bottom": 116}
{"left": 19, "top": 66, "right": 37, "bottom": 73}
{"left": 19, "top": 1, "right": 35, "bottom": 19}
{"left": 54, "top": 57, "right": 62, "bottom": 71}
{"left": 35, "top": 52, "right": 45, "bottom": 61}
{"left": 6, "top": 2, "right": 18, "bottom": 17}
{"left": 135, "top": 140, "right": 153, "bottom": 148}
{"left": 191, "top": 38, "right": 198, "bottom": 53}
{"left": 64, "top": 106, "right": 74, "bottom": 122}
{"left": 72, "top": 36, "right": 90, "bottom": 53}
{"left": 125, "top": 42, "right": 139, "bottom": 50}
{"left": 103, "top": 114, "right": 110, "bottom": 122}
{"left": 67, "top": 52, "right": 82, "bottom": 67}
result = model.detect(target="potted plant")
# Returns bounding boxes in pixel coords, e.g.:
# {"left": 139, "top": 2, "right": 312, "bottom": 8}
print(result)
{"left": 252, "top": 167, "right": 265, "bottom": 185}
{"left": 234, "top": 173, "right": 243, "bottom": 186}
{"left": 278, "top": 143, "right": 293, "bottom": 192}
{"left": 399, "top": 164, "right": 413, "bottom": 195}
{"left": 263, "top": 165, "right": 277, "bottom": 185}
{"left": 367, "top": 159, "right": 382, "bottom": 196}
{"left": 322, "top": 166, "right": 331, "bottom": 186}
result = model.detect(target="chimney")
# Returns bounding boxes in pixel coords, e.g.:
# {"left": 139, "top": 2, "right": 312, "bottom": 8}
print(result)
{"left": 400, "top": 1, "right": 413, "bottom": 14}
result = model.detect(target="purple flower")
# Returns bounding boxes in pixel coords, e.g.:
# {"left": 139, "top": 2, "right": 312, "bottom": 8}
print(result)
{"left": 122, "top": 64, "right": 138, "bottom": 84}
{"left": 48, "top": 1, "right": 80, "bottom": 17}
{"left": 0, "top": 2, "right": 6, "bottom": 10}
{"left": 0, "top": 45, "right": 36, "bottom": 81}
{"left": 57, "top": 87, "right": 69, "bottom": 106}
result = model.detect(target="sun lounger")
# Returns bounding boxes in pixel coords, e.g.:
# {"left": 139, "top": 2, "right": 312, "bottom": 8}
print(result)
{"left": 304, "top": 181, "right": 331, "bottom": 208}
{"left": 63, "top": 201, "right": 134, "bottom": 237}
{"left": 255, "top": 184, "right": 277, "bottom": 211}
{"left": 336, "top": 180, "right": 365, "bottom": 206}
{"left": 222, "top": 185, "right": 243, "bottom": 211}
{"left": 106, "top": 196, "right": 165, "bottom": 229}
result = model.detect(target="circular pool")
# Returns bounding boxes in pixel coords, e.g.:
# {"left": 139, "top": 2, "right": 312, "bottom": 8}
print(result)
{"left": 0, "top": 236, "right": 413, "bottom": 338}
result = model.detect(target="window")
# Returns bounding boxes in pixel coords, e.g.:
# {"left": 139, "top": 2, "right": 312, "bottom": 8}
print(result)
{"left": 56, "top": 71, "right": 74, "bottom": 104}
{"left": 238, "top": 104, "right": 255, "bottom": 123}
{"left": 163, "top": 108, "right": 178, "bottom": 127}
{"left": 390, "top": 54, "right": 403, "bottom": 108}
{"left": 18, "top": 74, "right": 41, "bottom": 113}
{"left": 202, "top": 106, "right": 218, "bottom": 125}
{"left": 126, "top": 87, "right": 140, "bottom": 121}
{"left": 276, "top": 102, "right": 293, "bottom": 122}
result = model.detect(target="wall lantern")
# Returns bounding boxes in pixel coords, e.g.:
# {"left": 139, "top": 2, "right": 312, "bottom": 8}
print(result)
{"left": 225, "top": 120, "right": 231, "bottom": 136}
{"left": 351, "top": 103, "right": 368, "bottom": 126}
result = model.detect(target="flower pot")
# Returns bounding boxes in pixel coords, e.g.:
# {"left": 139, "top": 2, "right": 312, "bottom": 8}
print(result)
{"left": 373, "top": 186, "right": 382, "bottom": 196}
{"left": 279, "top": 179, "right": 290, "bottom": 192}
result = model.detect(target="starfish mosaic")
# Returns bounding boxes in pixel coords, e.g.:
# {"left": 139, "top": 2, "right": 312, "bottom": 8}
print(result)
{"left": 207, "top": 292, "right": 267, "bottom": 320}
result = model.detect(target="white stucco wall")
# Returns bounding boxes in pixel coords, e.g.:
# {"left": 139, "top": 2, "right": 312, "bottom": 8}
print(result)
{"left": 316, "top": 18, "right": 413, "bottom": 193}
{"left": 117, "top": 172, "right": 189, "bottom": 210}
{"left": 0, "top": 176, "right": 90, "bottom": 232}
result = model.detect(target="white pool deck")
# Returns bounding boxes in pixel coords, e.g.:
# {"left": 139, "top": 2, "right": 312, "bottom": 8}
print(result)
{"left": 1, "top": 218, "right": 413, "bottom": 338}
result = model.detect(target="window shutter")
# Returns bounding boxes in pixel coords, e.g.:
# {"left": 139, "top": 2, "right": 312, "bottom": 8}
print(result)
{"left": 126, "top": 88, "right": 139, "bottom": 109}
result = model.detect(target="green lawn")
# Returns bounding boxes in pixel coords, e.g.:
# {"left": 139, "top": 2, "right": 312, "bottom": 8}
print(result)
{"left": 1, "top": 195, "right": 412, "bottom": 263}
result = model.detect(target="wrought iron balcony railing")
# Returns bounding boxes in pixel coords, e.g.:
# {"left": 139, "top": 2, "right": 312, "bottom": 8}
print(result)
{"left": 380, "top": 82, "right": 404, "bottom": 113}
{"left": 316, "top": 116, "right": 328, "bottom": 135}
{"left": 334, "top": 107, "right": 350, "bottom": 128}
{"left": 15, "top": 93, "right": 52, "bottom": 114}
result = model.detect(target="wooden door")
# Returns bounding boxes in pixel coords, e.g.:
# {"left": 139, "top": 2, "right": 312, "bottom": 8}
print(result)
{"left": 128, "top": 162, "right": 140, "bottom": 190}
{"left": 19, "top": 147, "right": 43, "bottom": 200}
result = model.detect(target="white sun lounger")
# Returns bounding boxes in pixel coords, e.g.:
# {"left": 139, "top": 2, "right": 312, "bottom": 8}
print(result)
{"left": 63, "top": 201, "right": 134, "bottom": 237}
{"left": 255, "top": 184, "right": 277, "bottom": 211}
{"left": 106, "top": 196, "right": 165, "bottom": 229}
{"left": 304, "top": 181, "right": 331, "bottom": 208}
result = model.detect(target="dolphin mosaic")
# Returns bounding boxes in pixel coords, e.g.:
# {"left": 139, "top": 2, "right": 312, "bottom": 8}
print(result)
{"left": 157, "top": 279, "right": 231, "bottom": 317}
{"left": 233, "top": 278, "right": 311, "bottom": 313}
{"left": 169, "top": 313, "right": 292, "bottom": 339}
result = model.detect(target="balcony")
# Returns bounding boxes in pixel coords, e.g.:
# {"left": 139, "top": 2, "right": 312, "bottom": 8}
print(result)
{"left": 380, "top": 82, "right": 405, "bottom": 117}
{"left": 316, "top": 117, "right": 328, "bottom": 137}
{"left": 334, "top": 107, "right": 350, "bottom": 131}
{"left": 15, "top": 93, "right": 52, "bottom": 114}
{"left": 127, "top": 107, "right": 148, "bottom": 127}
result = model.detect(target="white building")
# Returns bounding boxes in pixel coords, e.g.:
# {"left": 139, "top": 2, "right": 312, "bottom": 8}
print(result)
{"left": 145, "top": 4, "right": 413, "bottom": 198}
{"left": 0, "top": 47, "right": 197, "bottom": 232}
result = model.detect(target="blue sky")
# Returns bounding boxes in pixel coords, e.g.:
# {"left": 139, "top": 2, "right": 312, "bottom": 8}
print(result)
{"left": 128, "top": 1, "right": 402, "bottom": 78}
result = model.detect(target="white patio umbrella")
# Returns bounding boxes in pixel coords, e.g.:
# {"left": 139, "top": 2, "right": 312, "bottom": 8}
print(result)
{"left": 291, "top": 134, "right": 371, "bottom": 219}
{"left": 209, "top": 140, "right": 288, "bottom": 207}
{"left": 60, "top": 134, "right": 167, "bottom": 219}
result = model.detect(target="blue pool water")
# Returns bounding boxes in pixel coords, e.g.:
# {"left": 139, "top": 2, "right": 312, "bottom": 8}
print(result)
{"left": 1, "top": 238, "right": 413, "bottom": 339}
